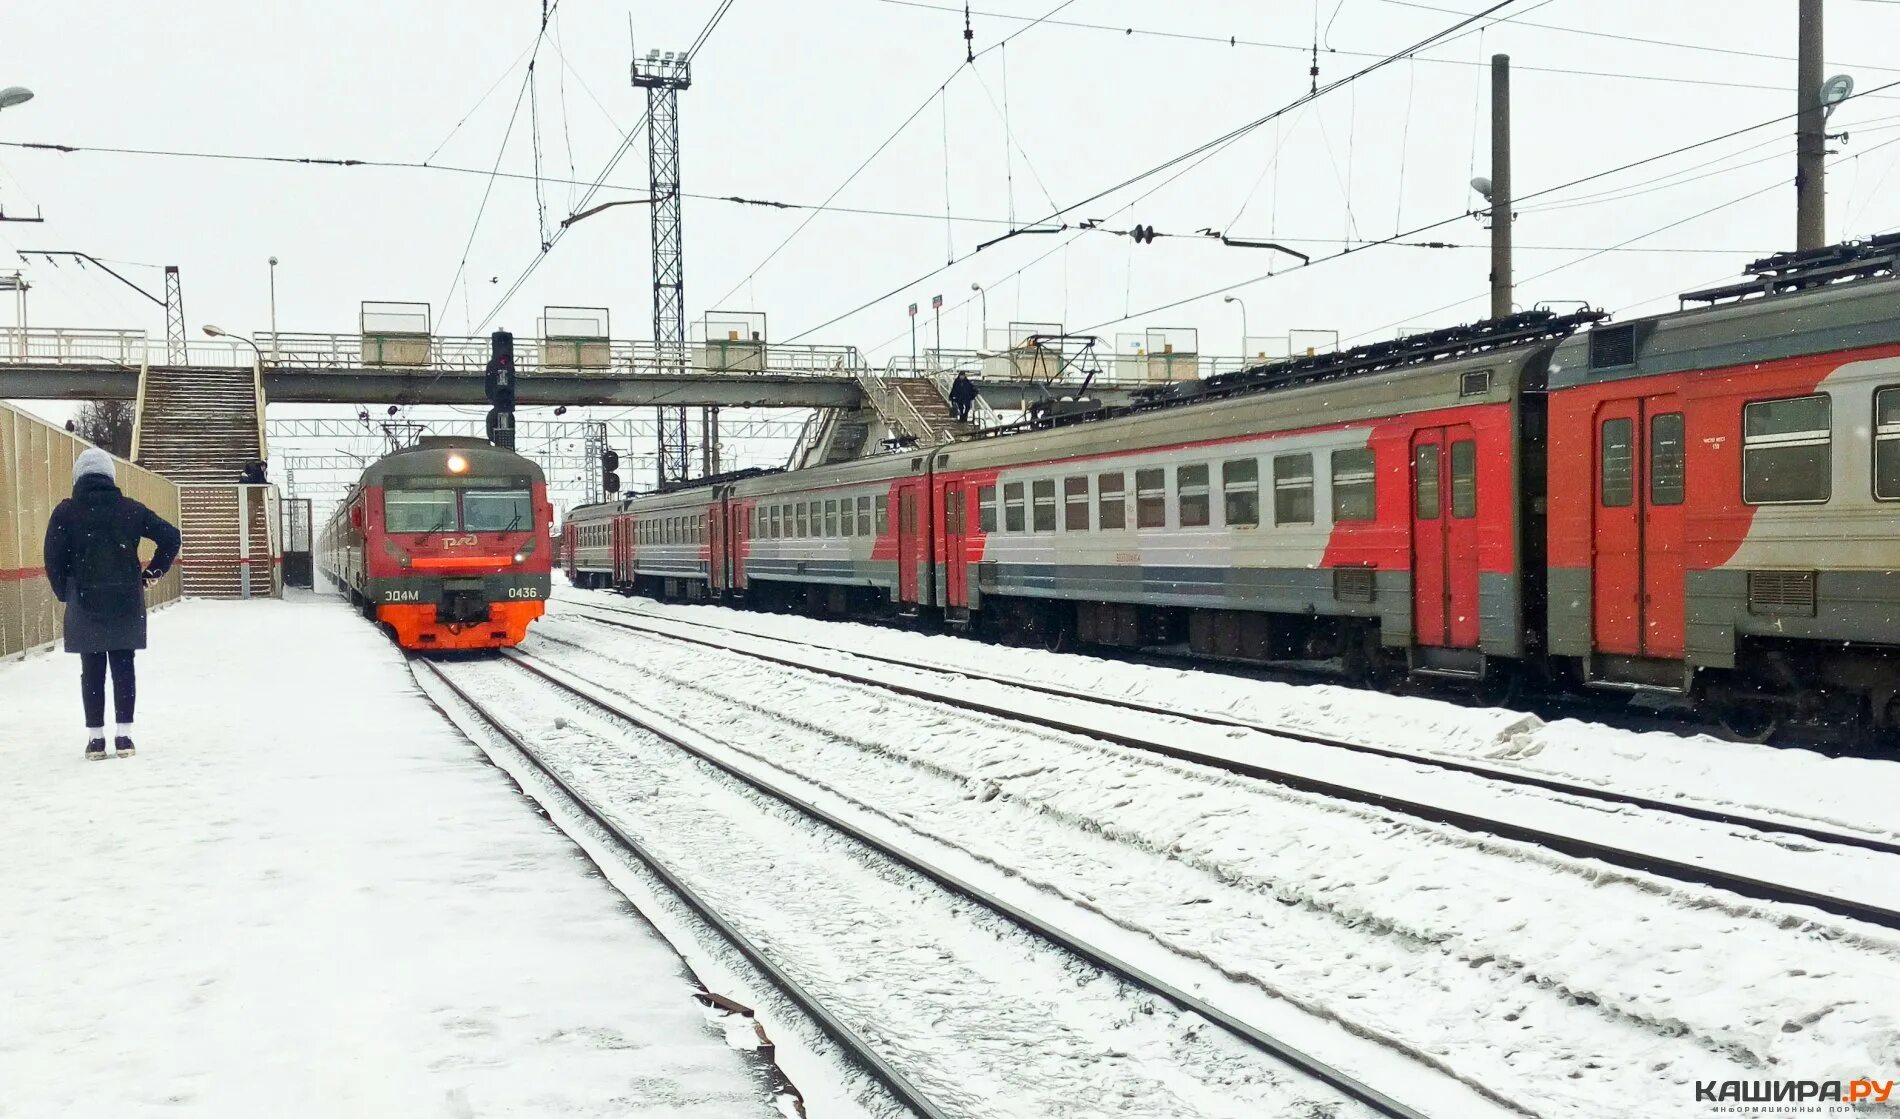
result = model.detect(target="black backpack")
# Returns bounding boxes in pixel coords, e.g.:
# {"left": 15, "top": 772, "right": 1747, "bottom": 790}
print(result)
{"left": 70, "top": 499, "right": 143, "bottom": 616}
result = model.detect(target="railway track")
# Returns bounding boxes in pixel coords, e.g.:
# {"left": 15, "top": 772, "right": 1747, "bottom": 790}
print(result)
{"left": 553, "top": 597, "right": 1900, "bottom": 931}
{"left": 415, "top": 652, "right": 1437, "bottom": 1119}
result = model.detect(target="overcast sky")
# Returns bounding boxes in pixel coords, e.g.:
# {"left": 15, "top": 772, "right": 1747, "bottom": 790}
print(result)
{"left": 5, "top": 0, "right": 1898, "bottom": 495}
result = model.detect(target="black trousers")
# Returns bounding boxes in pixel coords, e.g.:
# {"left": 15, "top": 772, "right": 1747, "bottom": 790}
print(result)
{"left": 81, "top": 650, "right": 136, "bottom": 728}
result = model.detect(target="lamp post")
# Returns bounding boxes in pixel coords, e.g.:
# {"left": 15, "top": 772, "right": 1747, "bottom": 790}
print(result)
{"left": 0, "top": 87, "right": 34, "bottom": 111}
{"left": 267, "top": 256, "right": 278, "bottom": 365}
{"left": 970, "top": 282, "right": 987, "bottom": 350}
{"left": 1223, "top": 295, "right": 1248, "bottom": 359}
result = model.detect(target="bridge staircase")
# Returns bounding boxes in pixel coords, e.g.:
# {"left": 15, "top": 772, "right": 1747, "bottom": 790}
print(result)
{"left": 130, "top": 363, "right": 279, "bottom": 599}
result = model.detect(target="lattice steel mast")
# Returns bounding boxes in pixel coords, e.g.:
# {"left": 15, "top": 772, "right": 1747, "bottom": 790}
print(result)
{"left": 631, "top": 48, "right": 692, "bottom": 486}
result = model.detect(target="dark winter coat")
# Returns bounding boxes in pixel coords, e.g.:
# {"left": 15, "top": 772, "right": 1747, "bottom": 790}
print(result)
{"left": 42, "top": 474, "right": 182, "bottom": 654}
{"left": 949, "top": 375, "right": 978, "bottom": 405}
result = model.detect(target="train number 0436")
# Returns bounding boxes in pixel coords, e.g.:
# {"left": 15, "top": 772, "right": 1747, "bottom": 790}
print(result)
{"left": 504, "top": 587, "right": 542, "bottom": 599}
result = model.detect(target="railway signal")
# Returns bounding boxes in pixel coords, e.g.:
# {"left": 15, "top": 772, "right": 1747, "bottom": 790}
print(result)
{"left": 485, "top": 329, "right": 516, "bottom": 449}
{"left": 601, "top": 448, "right": 621, "bottom": 495}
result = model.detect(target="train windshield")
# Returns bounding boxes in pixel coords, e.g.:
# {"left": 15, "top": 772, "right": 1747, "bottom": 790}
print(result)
{"left": 384, "top": 489, "right": 458, "bottom": 533}
{"left": 463, "top": 487, "right": 533, "bottom": 532}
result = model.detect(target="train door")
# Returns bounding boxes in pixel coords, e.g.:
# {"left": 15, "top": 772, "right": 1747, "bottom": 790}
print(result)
{"left": 895, "top": 481, "right": 929, "bottom": 605}
{"left": 708, "top": 500, "right": 727, "bottom": 592}
{"left": 942, "top": 480, "right": 968, "bottom": 608}
{"left": 1411, "top": 426, "right": 1481, "bottom": 647}
{"left": 610, "top": 517, "right": 628, "bottom": 586}
{"left": 731, "top": 500, "right": 749, "bottom": 591}
{"left": 1591, "top": 395, "right": 1685, "bottom": 658}
{"left": 563, "top": 523, "right": 578, "bottom": 580}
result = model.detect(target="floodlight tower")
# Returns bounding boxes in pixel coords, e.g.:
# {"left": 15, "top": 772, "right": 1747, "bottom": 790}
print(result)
{"left": 632, "top": 47, "right": 693, "bottom": 487}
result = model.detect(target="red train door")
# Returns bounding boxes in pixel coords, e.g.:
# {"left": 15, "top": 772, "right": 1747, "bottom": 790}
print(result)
{"left": 896, "top": 481, "right": 928, "bottom": 605}
{"left": 942, "top": 480, "right": 968, "bottom": 608}
{"left": 731, "top": 501, "right": 749, "bottom": 591}
{"left": 1411, "top": 426, "right": 1481, "bottom": 648}
{"left": 611, "top": 517, "right": 627, "bottom": 585}
{"left": 1591, "top": 395, "right": 1685, "bottom": 658}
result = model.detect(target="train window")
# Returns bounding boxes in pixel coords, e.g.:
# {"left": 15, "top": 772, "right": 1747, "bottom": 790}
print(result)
{"left": 1450, "top": 440, "right": 1478, "bottom": 518}
{"left": 1414, "top": 444, "right": 1441, "bottom": 519}
{"left": 1331, "top": 449, "right": 1376, "bottom": 523}
{"left": 383, "top": 489, "right": 457, "bottom": 533}
{"left": 1877, "top": 389, "right": 1900, "bottom": 500}
{"left": 876, "top": 494, "right": 890, "bottom": 535}
{"left": 1223, "top": 459, "right": 1259, "bottom": 527}
{"left": 1064, "top": 477, "right": 1090, "bottom": 531}
{"left": 842, "top": 498, "right": 857, "bottom": 537}
{"left": 858, "top": 495, "right": 873, "bottom": 535}
{"left": 1649, "top": 414, "right": 1685, "bottom": 507}
{"left": 1032, "top": 479, "right": 1057, "bottom": 532}
{"left": 1600, "top": 418, "right": 1634, "bottom": 508}
{"left": 1273, "top": 454, "right": 1314, "bottom": 526}
{"left": 796, "top": 503, "right": 809, "bottom": 537}
{"left": 978, "top": 485, "right": 997, "bottom": 533}
{"left": 1004, "top": 482, "right": 1026, "bottom": 532}
{"left": 1178, "top": 464, "right": 1211, "bottom": 527}
{"left": 1098, "top": 473, "right": 1126, "bottom": 530}
{"left": 1743, "top": 394, "right": 1830, "bottom": 504}
{"left": 825, "top": 500, "right": 839, "bottom": 537}
{"left": 806, "top": 501, "right": 820, "bottom": 536}
{"left": 464, "top": 487, "right": 532, "bottom": 532}
{"left": 1135, "top": 468, "right": 1167, "bottom": 529}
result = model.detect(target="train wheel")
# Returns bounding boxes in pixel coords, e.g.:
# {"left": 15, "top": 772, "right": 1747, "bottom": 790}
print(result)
{"left": 1714, "top": 698, "right": 1781, "bottom": 743}
{"left": 1471, "top": 664, "right": 1522, "bottom": 709}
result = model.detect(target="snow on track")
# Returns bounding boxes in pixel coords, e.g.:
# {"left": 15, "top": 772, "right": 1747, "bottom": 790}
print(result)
{"left": 428, "top": 654, "right": 1378, "bottom": 1119}
{"left": 553, "top": 589, "right": 1900, "bottom": 843}
{"left": 528, "top": 611, "right": 1900, "bottom": 1119}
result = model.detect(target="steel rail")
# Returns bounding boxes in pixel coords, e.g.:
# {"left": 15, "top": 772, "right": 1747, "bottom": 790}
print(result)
{"left": 558, "top": 598, "right": 1900, "bottom": 857}
{"left": 414, "top": 658, "right": 952, "bottom": 1119}
{"left": 492, "top": 648, "right": 1433, "bottom": 1119}
{"left": 552, "top": 605, "right": 1900, "bottom": 931}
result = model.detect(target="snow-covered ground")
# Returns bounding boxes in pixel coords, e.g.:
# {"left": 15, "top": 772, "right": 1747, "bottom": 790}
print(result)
{"left": 0, "top": 596, "right": 788, "bottom": 1119}
{"left": 554, "top": 588, "right": 1900, "bottom": 843}
{"left": 532, "top": 596, "right": 1900, "bottom": 1118}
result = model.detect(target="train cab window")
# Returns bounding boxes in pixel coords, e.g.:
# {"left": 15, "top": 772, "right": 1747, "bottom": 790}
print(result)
{"left": 1331, "top": 449, "right": 1376, "bottom": 522}
{"left": 464, "top": 486, "right": 532, "bottom": 532}
{"left": 978, "top": 485, "right": 998, "bottom": 533}
{"left": 1273, "top": 454, "right": 1314, "bottom": 526}
{"left": 1414, "top": 444, "right": 1441, "bottom": 519}
{"left": 1450, "top": 440, "right": 1478, "bottom": 519}
{"left": 1877, "top": 389, "right": 1900, "bottom": 500}
{"left": 1135, "top": 468, "right": 1167, "bottom": 529}
{"left": 383, "top": 488, "right": 457, "bottom": 533}
{"left": 842, "top": 498, "right": 857, "bottom": 537}
{"left": 1600, "top": 418, "right": 1635, "bottom": 508}
{"left": 1098, "top": 472, "right": 1126, "bottom": 530}
{"left": 1223, "top": 459, "right": 1259, "bottom": 527}
{"left": 1648, "top": 414, "right": 1685, "bottom": 507}
{"left": 1032, "top": 479, "right": 1057, "bottom": 533}
{"left": 875, "top": 494, "right": 890, "bottom": 535}
{"left": 857, "top": 496, "right": 873, "bottom": 535}
{"left": 1743, "top": 394, "right": 1830, "bottom": 504}
{"left": 1004, "top": 482, "right": 1027, "bottom": 532}
{"left": 825, "top": 500, "right": 839, "bottom": 537}
{"left": 1064, "top": 477, "right": 1090, "bottom": 531}
{"left": 1177, "top": 465, "right": 1211, "bottom": 527}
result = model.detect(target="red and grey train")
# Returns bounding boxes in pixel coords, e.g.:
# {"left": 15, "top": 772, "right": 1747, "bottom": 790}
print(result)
{"left": 320, "top": 436, "right": 552, "bottom": 650}
{"left": 566, "top": 238, "right": 1900, "bottom": 738}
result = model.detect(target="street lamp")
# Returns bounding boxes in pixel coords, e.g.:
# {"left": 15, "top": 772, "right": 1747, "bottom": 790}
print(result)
{"left": 970, "top": 282, "right": 987, "bottom": 350}
{"left": 0, "top": 87, "right": 34, "bottom": 111}
{"left": 203, "top": 323, "right": 264, "bottom": 364}
{"left": 1223, "top": 295, "right": 1249, "bottom": 359}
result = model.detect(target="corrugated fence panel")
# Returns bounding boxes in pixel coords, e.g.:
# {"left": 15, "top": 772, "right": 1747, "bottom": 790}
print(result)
{"left": 0, "top": 401, "right": 183, "bottom": 659}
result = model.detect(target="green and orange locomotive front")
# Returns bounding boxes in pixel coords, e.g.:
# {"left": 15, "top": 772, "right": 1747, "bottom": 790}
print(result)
{"left": 320, "top": 437, "right": 551, "bottom": 650}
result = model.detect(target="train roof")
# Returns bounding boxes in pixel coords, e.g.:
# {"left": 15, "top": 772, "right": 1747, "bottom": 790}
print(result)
{"left": 1549, "top": 235, "right": 1900, "bottom": 391}
{"left": 358, "top": 438, "right": 546, "bottom": 486}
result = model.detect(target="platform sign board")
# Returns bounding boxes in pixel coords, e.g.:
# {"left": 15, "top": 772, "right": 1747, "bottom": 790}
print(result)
{"left": 360, "top": 301, "right": 432, "bottom": 367}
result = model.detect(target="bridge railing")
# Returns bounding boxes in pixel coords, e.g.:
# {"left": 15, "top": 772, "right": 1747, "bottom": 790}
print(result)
{"left": 0, "top": 327, "right": 157, "bottom": 367}
{"left": 255, "top": 332, "right": 864, "bottom": 377}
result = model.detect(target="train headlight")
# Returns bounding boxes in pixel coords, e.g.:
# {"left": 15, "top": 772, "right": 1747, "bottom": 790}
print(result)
{"left": 512, "top": 551, "right": 526, "bottom": 564}
{"left": 446, "top": 453, "right": 468, "bottom": 474}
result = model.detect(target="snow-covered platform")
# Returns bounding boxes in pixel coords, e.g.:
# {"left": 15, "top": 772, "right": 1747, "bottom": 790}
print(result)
{"left": 0, "top": 594, "right": 787, "bottom": 1118}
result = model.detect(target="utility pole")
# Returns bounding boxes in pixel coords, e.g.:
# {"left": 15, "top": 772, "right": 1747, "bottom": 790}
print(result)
{"left": 163, "top": 265, "right": 188, "bottom": 364}
{"left": 1489, "top": 54, "right": 1513, "bottom": 321}
{"left": 632, "top": 47, "right": 692, "bottom": 488}
{"left": 1797, "top": 0, "right": 1826, "bottom": 251}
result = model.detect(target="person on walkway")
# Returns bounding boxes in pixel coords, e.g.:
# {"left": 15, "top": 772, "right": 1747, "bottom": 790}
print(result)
{"left": 43, "top": 448, "right": 181, "bottom": 760}
{"left": 238, "top": 460, "right": 268, "bottom": 484}
{"left": 949, "top": 371, "right": 979, "bottom": 424}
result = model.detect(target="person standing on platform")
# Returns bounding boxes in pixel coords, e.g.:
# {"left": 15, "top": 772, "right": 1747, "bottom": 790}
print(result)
{"left": 42, "top": 447, "right": 181, "bottom": 760}
{"left": 949, "top": 370, "right": 979, "bottom": 424}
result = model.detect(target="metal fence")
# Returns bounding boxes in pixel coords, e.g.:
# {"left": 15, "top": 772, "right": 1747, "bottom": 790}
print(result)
{"left": 0, "top": 400, "right": 183, "bottom": 658}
